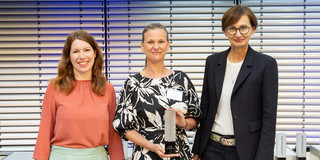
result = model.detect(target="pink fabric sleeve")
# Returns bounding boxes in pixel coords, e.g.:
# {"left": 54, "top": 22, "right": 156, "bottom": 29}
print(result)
{"left": 33, "top": 83, "right": 56, "bottom": 160}
{"left": 107, "top": 83, "right": 125, "bottom": 160}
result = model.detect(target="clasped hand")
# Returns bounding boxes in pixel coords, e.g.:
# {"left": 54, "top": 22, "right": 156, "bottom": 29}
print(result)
{"left": 168, "top": 108, "right": 187, "bottom": 129}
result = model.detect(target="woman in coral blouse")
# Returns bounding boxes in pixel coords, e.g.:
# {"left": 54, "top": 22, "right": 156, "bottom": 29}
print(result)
{"left": 33, "top": 30, "right": 124, "bottom": 160}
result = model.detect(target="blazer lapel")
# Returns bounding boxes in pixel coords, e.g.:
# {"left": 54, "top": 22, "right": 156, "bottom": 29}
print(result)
{"left": 232, "top": 46, "right": 255, "bottom": 94}
{"left": 215, "top": 48, "right": 229, "bottom": 99}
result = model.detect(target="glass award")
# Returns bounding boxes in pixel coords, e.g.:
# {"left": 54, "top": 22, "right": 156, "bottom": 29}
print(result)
{"left": 165, "top": 110, "right": 176, "bottom": 154}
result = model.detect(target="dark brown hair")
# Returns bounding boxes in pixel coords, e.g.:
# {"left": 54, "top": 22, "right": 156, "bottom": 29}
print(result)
{"left": 51, "top": 30, "right": 106, "bottom": 96}
{"left": 222, "top": 5, "right": 258, "bottom": 31}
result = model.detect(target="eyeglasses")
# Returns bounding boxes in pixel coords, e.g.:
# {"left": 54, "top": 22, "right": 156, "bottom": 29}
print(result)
{"left": 226, "top": 25, "right": 250, "bottom": 35}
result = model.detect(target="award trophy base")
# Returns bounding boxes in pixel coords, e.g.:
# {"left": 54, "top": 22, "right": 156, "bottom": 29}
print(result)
{"left": 275, "top": 157, "right": 286, "bottom": 160}
{"left": 165, "top": 141, "right": 176, "bottom": 154}
{"left": 296, "top": 157, "right": 306, "bottom": 160}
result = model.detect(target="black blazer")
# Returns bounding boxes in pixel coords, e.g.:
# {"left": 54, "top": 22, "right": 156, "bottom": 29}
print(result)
{"left": 192, "top": 46, "right": 278, "bottom": 160}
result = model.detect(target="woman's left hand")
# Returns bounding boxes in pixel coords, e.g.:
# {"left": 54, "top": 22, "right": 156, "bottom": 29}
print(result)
{"left": 168, "top": 108, "right": 187, "bottom": 129}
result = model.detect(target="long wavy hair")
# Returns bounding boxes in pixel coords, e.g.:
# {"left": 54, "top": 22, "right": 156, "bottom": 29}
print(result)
{"left": 51, "top": 30, "right": 106, "bottom": 96}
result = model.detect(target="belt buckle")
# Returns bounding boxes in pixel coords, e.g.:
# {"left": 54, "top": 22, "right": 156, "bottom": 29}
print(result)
{"left": 220, "top": 137, "right": 233, "bottom": 146}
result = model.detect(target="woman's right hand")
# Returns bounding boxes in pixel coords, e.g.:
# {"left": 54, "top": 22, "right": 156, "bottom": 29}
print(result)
{"left": 125, "top": 130, "right": 180, "bottom": 159}
{"left": 150, "top": 143, "right": 180, "bottom": 159}
{"left": 193, "top": 154, "right": 200, "bottom": 160}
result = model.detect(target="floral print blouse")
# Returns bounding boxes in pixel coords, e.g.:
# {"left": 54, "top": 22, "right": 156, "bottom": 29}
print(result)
{"left": 113, "top": 70, "right": 201, "bottom": 160}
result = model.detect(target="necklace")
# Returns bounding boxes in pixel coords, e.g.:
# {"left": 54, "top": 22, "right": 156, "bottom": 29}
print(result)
{"left": 228, "top": 58, "right": 244, "bottom": 85}
{"left": 228, "top": 59, "right": 236, "bottom": 84}
{"left": 230, "top": 66, "right": 235, "bottom": 84}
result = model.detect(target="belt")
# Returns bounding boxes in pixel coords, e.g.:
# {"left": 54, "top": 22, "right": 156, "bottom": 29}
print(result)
{"left": 210, "top": 132, "right": 236, "bottom": 146}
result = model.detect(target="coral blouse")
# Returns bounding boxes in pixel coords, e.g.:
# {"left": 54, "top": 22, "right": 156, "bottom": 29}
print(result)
{"left": 33, "top": 80, "right": 124, "bottom": 160}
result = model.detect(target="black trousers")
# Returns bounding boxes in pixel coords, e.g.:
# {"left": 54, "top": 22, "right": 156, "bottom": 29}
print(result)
{"left": 201, "top": 139, "right": 240, "bottom": 160}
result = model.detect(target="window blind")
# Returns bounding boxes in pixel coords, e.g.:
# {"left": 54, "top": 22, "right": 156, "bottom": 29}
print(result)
{"left": 0, "top": 0, "right": 105, "bottom": 152}
{"left": 1, "top": 0, "right": 320, "bottom": 155}
{"left": 242, "top": 0, "right": 320, "bottom": 144}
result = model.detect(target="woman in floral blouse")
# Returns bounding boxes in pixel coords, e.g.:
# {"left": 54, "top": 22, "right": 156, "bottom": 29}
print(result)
{"left": 113, "top": 23, "right": 201, "bottom": 160}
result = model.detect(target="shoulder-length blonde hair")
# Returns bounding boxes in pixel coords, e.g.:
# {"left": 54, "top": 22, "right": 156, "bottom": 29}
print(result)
{"left": 51, "top": 30, "right": 106, "bottom": 96}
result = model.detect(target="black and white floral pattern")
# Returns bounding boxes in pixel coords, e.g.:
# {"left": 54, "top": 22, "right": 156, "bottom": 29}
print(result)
{"left": 113, "top": 70, "right": 201, "bottom": 160}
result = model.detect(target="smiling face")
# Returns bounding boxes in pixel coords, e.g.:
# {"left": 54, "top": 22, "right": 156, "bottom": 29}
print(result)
{"left": 70, "top": 39, "right": 96, "bottom": 80}
{"left": 141, "top": 28, "right": 170, "bottom": 65}
{"left": 225, "top": 15, "right": 256, "bottom": 50}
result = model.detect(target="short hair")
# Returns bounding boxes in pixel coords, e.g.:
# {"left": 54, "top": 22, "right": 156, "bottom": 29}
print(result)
{"left": 52, "top": 30, "right": 106, "bottom": 96}
{"left": 222, "top": 5, "right": 258, "bottom": 31}
{"left": 142, "top": 23, "right": 168, "bottom": 42}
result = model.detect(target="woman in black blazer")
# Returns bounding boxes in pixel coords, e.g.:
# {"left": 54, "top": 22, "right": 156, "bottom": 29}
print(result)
{"left": 192, "top": 5, "right": 278, "bottom": 160}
